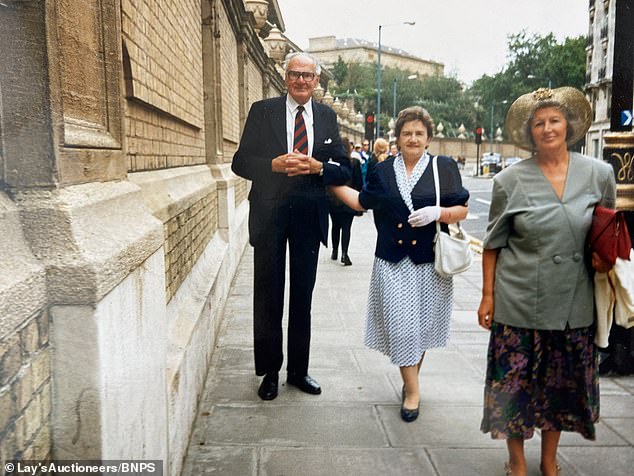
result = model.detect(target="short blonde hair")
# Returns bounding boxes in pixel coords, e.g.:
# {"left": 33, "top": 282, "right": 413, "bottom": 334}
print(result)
{"left": 373, "top": 138, "right": 389, "bottom": 155}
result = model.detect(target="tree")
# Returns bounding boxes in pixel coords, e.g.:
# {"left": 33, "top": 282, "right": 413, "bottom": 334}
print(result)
{"left": 329, "top": 63, "right": 478, "bottom": 138}
{"left": 414, "top": 75, "right": 477, "bottom": 136}
{"left": 468, "top": 31, "right": 587, "bottom": 137}
{"left": 332, "top": 56, "right": 348, "bottom": 86}
{"left": 544, "top": 36, "right": 587, "bottom": 90}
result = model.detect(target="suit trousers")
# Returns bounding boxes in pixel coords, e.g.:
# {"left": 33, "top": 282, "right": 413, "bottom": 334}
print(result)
{"left": 252, "top": 196, "right": 321, "bottom": 377}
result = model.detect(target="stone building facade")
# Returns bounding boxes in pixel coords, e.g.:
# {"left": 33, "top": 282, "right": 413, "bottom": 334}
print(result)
{"left": 0, "top": 0, "right": 307, "bottom": 474}
{"left": 585, "top": 0, "right": 617, "bottom": 158}
{"left": 584, "top": 0, "right": 634, "bottom": 159}
{"left": 584, "top": 0, "right": 634, "bottom": 211}
{"left": 307, "top": 36, "right": 444, "bottom": 78}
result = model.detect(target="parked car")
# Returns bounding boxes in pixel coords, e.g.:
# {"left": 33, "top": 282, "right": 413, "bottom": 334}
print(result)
{"left": 504, "top": 156, "right": 523, "bottom": 168}
{"left": 480, "top": 153, "right": 502, "bottom": 175}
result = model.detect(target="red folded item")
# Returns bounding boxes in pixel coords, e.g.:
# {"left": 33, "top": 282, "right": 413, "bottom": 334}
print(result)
{"left": 588, "top": 206, "right": 632, "bottom": 265}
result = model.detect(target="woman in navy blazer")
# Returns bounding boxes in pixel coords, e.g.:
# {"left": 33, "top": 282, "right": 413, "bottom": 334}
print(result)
{"left": 332, "top": 106, "right": 469, "bottom": 422}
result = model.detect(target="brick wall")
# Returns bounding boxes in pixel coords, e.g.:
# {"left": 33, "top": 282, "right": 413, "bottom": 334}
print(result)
{"left": 121, "top": 0, "right": 204, "bottom": 129}
{"left": 235, "top": 178, "right": 248, "bottom": 207}
{"left": 122, "top": 0, "right": 218, "bottom": 301}
{"left": 247, "top": 59, "right": 264, "bottom": 110}
{"left": 219, "top": 5, "right": 240, "bottom": 145}
{"left": 125, "top": 101, "right": 206, "bottom": 172}
{"left": 122, "top": 0, "right": 206, "bottom": 172}
{"left": 164, "top": 192, "right": 218, "bottom": 302}
{"left": 0, "top": 312, "right": 51, "bottom": 461}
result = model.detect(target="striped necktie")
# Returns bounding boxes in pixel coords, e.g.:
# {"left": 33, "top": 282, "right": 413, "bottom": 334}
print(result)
{"left": 293, "top": 105, "right": 308, "bottom": 155}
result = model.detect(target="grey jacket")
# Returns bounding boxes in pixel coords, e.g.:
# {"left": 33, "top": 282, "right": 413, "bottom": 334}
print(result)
{"left": 483, "top": 153, "right": 616, "bottom": 330}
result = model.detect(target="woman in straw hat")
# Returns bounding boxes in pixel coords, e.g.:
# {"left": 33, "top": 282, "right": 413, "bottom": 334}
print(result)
{"left": 477, "top": 87, "right": 616, "bottom": 476}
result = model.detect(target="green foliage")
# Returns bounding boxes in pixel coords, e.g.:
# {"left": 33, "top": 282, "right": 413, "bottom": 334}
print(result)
{"left": 330, "top": 64, "right": 476, "bottom": 138}
{"left": 332, "top": 56, "right": 348, "bottom": 86}
{"left": 468, "top": 31, "right": 587, "bottom": 136}
{"left": 325, "top": 30, "right": 586, "bottom": 140}
{"left": 413, "top": 76, "right": 477, "bottom": 135}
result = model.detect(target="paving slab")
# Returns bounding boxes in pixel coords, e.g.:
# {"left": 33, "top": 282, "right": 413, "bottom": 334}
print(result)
{"left": 260, "top": 447, "right": 434, "bottom": 476}
{"left": 376, "top": 404, "right": 502, "bottom": 448}
{"left": 557, "top": 446, "right": 634, "bottom": 476}
{"left": 193, "top": 404, "right": 390, "bottom": 448}
{"left": 601, "top": 417, "right": 634, "bottom": 445}
{"left": 558, "top": 419, "right": 631, "bottom": 446}
{"left": 182, "top": 446, "right": 256, "bottom": 476}
{"left": 429, "top": 448, "right": 543, "bottom": 476}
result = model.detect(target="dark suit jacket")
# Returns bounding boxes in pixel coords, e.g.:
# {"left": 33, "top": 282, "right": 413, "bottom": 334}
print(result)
{"left": 232, "top": 96, "right": 351, "bottom": 246}
{"left": 359, "top": 155, "right": 469, "bottom": 264}
{"left": 328, "top": 157, "right": 363, "bottom": 214}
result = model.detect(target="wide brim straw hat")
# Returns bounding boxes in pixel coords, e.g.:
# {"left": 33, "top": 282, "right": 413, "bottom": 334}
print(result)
{"left": 505, "top": 87, "right": 592, "bottom": 151}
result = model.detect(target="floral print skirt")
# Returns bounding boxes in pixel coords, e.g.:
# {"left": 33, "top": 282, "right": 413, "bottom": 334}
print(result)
{"left": 481, "top": 322, "right": 599, "bottom": 440}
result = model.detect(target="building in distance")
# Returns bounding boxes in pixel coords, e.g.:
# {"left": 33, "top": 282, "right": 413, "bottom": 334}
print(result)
{"left": 307, "top": 36, "right": 444, "bottom": 78}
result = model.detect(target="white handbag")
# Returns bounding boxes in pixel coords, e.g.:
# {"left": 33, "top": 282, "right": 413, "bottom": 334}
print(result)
{"left": 431, "top": 156, "right": 473, "bottom": 277}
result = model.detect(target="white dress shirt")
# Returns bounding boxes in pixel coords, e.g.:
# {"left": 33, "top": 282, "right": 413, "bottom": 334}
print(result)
{"left": 286, "top": 96, "right": 314, "bottom": 156}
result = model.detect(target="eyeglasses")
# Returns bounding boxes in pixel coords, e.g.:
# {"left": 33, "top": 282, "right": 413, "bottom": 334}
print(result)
{"left": 287, "top": 70, "right": 316, "bottom": 81}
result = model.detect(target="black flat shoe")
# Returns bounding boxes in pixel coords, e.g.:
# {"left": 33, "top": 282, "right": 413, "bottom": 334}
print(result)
{"left": 331, "top": 250, "right": 338, "bottom": 260}
{"left": 400, "top": 386, "right": 419, "bottom": 422}
{"left": 342, "top": 255, "right": 352, "bottom": 266}
{"left": 258, "top": 372, "right": 279, "bottom": 400}
{"left": 287, "top": 373, "right": 321, "bottom": 395}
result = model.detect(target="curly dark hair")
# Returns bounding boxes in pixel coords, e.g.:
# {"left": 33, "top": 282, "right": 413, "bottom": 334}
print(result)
{"left": 394, "top": 106, "right": 435, "bottom": 140}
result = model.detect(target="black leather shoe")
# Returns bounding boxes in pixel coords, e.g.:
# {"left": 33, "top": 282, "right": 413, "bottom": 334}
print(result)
{"left": 331, "top": 250, "right": 338, "bottom": 260}
{"left": 287, "top": 373, "right": 322, "bottom": 395}
{"left": 400, "top": 386, "right": 419, "bottom": 422}
{"left": 257, "top": 372, "right": 279, "bottom": 400}
{"left": 342, "top": 254, "right": 352, "bottom": 266}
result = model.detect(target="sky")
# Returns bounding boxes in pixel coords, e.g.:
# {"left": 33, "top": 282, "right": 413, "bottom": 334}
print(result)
{"left": 275, "top": 0, "right": 589, "bottom": 85}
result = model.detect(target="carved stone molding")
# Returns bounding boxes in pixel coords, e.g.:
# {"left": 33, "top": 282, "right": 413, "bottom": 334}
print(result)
{"left": 264, "top": 25, "right": 287, "bottom": 63}
{"left": 244, "top": 0, "right": 268, "bottom": 34}
{"left": 604, "top": 131, "right": 634, "bottom": 210}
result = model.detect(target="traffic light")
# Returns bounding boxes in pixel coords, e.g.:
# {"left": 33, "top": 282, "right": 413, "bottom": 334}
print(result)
{"left": 475, "top": 127, "right": 483, "bottom": 145}
{"left": 365, "top": 113, "right": 375, "bottom": 141}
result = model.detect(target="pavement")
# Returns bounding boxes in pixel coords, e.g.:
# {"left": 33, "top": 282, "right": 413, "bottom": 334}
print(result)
{"left": 182, "top": 209, "right": 634, "bottom": 476}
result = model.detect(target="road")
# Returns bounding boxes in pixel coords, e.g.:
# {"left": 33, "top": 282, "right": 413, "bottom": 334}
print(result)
{"left": 461, "top": 174, "right": 493, "bottom": 242}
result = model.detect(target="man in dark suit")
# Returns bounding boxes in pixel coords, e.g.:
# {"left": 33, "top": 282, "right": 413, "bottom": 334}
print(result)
{"left": 232, "top": 52, "right": 350, "bottom": 400}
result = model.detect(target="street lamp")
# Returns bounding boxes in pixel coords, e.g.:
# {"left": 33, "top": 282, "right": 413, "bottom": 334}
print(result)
{"left": 377, "top": 21, "right": 416, "bottom": 138}
{"left": 527, "top": 74, "right": 552, "bottom": 89}
{"left": 489, "top": 100, "right": 508, "bottom": 153}
{"left": 393, "top": 74, "right": 418, "bottom": 120}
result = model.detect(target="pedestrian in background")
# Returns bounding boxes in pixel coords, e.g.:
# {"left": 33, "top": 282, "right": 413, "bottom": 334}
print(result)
{"left": 331, "top": 106, "right": 469, "bottom": 422}
{"left": 232, "top": 52, "right": 351, "bottom": 401}
{"left": 388, "top": 142, "right": 399, "bottom": 158}
{"left": 360, "top": 139, "right": 371, "bottom": 184}
{"left": 361, "top": 139, "right": 371, "bottom": 162}
{"left": 477, "top": 87, "right": 616, "bottom": 476}
{"left": 351, "top": 143, "right": 363, "bottom": 161}
{"left": 329, "top": 137, "right": 363, "bottom": 266}
{"left": 367, "top": 137, "right": 389, "bottom": 176}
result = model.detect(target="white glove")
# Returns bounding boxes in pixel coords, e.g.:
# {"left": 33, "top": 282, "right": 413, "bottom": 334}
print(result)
{"left": 408, "top": 206, "right": 441, "bottom": 227}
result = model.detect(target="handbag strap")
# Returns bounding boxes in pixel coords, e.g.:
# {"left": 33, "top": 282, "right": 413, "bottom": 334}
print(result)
{"left": 432, "top": 155, "right": 465, "bottom": 237}
{"left": 432, "top": 156, "right": 442, "bottom": 236}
